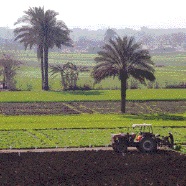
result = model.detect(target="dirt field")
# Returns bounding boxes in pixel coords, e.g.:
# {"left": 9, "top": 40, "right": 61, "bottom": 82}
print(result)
{"left": 0, "top": 149, "right": 185, "bottom": 185}
{"left": 0, "top": 100, "right": 185, "bottom": 115}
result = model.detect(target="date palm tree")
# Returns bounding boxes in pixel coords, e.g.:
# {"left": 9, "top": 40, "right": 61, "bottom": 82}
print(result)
{"left": 92, "top": 36, "right": 155, "bottom": 113}
{"left": 14, "top": 7, "right": 72, "bottom": 90}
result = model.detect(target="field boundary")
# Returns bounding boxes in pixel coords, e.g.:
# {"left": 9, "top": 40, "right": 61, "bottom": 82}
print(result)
{"left": 0, "top": 126, "right": 185, "bottom": 131}
{"left": 0, "top": 99, "right": 186, "bottom": 103}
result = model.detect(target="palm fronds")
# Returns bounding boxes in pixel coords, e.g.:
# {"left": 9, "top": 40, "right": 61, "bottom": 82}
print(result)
{"left": 92, "top": 35, "right": 155, "bottom": 84}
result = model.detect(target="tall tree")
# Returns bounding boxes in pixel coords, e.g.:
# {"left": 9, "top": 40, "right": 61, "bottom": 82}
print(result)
{"left": 92, "top": 36, "right": 155, "bottom": 113}
{"left": 0, "top": 53, "right": 21, "bottom": 90}
{"left": 14, "top": 7, "right": 73, "bottom": 90}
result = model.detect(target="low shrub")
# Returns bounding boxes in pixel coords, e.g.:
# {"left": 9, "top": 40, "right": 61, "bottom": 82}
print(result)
{"left": 130, "top": 79, "right": 139, "bottom": 89}
{"left": 26, "top": 84, "right": 33, "bottom": 91}
{"left": 154, "top": 81, "right": 160, "bottom": 89}
{"left": 165, "top": 82, "right": 186, "bottom": 89}
{"left": 139, "top": 114, "right": 185, "bottom": 121}
{"left": 65, "top": 84, "right": 92, "bottom": 91}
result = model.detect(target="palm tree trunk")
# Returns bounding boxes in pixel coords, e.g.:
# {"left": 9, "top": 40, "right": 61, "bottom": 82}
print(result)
{"left": 41, "top": 55, "right": 45, "bottom": 90}
{"left": 120, "top": 72, "right": 127, "bottom": 113}
{"left": 44, "top": 45, "right": 49, "bottom": 91}
{"left": 37, "top": 46, "right": 45, "bottom": 90}
{"left": 61, "top": 72, "right": 66, "bottom": 90}
{"left": 3, "top": 71, "right": 6, "bottom": 89}
{"left": 41, "top": 47, "right": 45, "bottom": 90}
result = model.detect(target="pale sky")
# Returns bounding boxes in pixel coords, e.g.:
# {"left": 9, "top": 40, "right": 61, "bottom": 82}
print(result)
{"left": 1, "top": 0, "right": 186, "bottom": 30}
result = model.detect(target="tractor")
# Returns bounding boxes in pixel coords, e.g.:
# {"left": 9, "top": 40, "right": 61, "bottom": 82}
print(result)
{"left": 111, "top": 124, "right": 174, "bottom": 153}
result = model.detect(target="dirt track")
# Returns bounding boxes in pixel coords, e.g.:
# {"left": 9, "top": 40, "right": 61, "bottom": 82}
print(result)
{"left": 0, "top": 149, "right": 185, "bottom": 185}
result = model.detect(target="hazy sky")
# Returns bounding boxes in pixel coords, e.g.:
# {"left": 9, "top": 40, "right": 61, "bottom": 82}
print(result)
{"left": 1, "top": 0, "right": 186, "bottom": 29}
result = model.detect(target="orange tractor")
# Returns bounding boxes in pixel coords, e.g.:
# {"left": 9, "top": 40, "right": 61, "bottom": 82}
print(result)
{"left": 111, "top": 124, "right": 174, "bottom": 153}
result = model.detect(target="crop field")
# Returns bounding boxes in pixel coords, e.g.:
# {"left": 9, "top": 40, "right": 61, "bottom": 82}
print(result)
{"left": 0, "top": 127, "right": 185, "bottom": 149}
{"left": 0, "top": 87, "right": 185, "bottom": 151}
{"left": 1, "top": 50, "right": 185, "bottom": 90}
{"left": 0, "top": 89, "right": 186, "bottom": 102}
{"left": 0, "top": 113, "right": 185, "bottom": 149}
{"left": 15, "top": 66, "right": 186, "bottom": 90}
{"left": 5, "top": 50, "right": 186, "bottom": 66}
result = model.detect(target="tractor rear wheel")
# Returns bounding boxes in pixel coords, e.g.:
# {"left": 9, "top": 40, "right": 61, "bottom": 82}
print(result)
{"left": 139, "top": 137, "right": 157, "bottom": 153}
{"left": 116, "top": 139, "right": 127, "bottom": 153}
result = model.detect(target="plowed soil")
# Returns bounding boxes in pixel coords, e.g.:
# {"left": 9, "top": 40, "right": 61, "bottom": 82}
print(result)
{"left": 0, "top": 100, "right": 185, "bottom": 115}
{"left": 0, "top": 149, "right": 185, "bottom": 185}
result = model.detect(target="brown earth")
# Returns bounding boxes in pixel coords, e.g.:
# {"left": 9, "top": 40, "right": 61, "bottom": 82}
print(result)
{"left": 0, "top": 149, "right": 185, "bottom": 185}
{"left": 0, "top": 100, "right": 185, "bottom": 115}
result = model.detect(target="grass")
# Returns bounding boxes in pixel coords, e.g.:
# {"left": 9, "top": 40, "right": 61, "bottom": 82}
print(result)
{"left": 0, "top": 89, "right": 186, "bottom": 103}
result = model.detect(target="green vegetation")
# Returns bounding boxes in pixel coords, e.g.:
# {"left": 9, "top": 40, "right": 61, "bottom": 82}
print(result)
{"left": 0, "top": 127, "right": 185, "bottom": 149}
{"left": 0, "top": 49, "right": 185, "bottom": 150}
{"left": 0, "top": 89, "right": 185, "bottom": 103}
{"left": 0, "top": 50, "right": 185, "bottom": 90}
{"left": 0, "top": 114, "right": 185, "bottom": 149}
{"left": 0, "top": 114, "right": 185, "bottom": 130}
{"left": 0, "top": 53, "right": 21, "bottom": 90}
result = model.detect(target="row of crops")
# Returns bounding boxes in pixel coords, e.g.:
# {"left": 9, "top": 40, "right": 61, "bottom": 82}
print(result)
{"left": 4, "top": 50, "right": 186, "bottom": 66}
{"left": 0, "top": 127, "right": 185, "bottom": 149}
{"left": 0, "top": 89, "right": 186, "bottom": 102}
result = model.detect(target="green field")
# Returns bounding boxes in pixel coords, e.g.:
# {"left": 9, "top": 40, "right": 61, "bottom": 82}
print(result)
{"left": 1, "top": 50, "right": 184, "bottom": 90}
{"left": 0, "top": 89, "right": 185, "bottom": 102}
{"left": 0, "top": 114, "right": 185, "bottom": 149}
{"left": 0, "top": 114, "right": 186, "bottom": 130}
{"left": 0, "top": 127, "right": 185, "bottom": 149}
{"left": 0, "top": 50, "right": 186, "bottom": 152}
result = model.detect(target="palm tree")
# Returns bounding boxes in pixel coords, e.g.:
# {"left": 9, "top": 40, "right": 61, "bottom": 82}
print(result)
{"left": 14, "top": 7, "right": 72, "bottom": 90}
{"left": 14, "top": 7, "right": 45, "bottom": 89}
{"left": 50, "top": 62, "right": 81, "bottom": 90}
{"left": 92, "top": 36, "right": 155, "bottom": 113}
